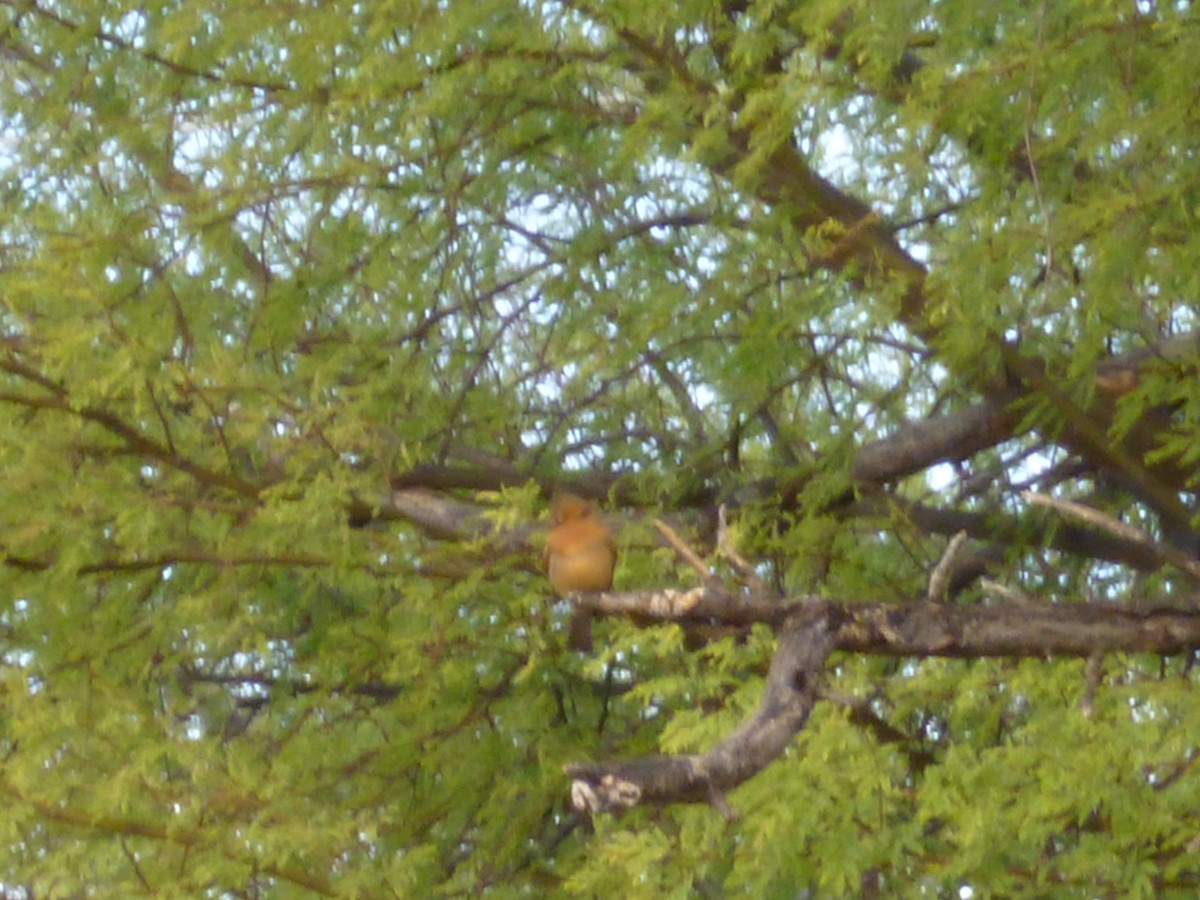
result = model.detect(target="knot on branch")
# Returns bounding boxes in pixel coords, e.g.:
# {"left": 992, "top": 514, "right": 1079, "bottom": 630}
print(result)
{"left": 648, "top": 587, "right": 704, "bottom": 617}
{"left": 578, "top": 584, "right": 787, "bottom": 629}
{"left": 570, "top": 774, "right": 642, "bottom": 814}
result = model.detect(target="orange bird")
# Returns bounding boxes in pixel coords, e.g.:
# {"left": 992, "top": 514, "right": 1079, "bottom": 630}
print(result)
{"left": 544, "top": 493, "right": 616, "bottom": 652}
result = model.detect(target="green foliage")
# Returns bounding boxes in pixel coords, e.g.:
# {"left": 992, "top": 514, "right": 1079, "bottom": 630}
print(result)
{"left": 0, "top": 0, "right": 1197, "bottom": 895}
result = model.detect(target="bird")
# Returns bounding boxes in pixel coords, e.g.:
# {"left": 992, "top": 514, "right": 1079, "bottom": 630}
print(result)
{"left": 544, "top": 492, "right": 616, "bottom": 652}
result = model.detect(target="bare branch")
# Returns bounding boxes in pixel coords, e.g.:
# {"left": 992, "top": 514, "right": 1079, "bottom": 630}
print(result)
{"left": 852, "top": 394, "right": 1019, "bottom": 485}
{"left": 867, "top": 496, "right": 1166, "bottom": 572}
{"left": 1024, "top": 491, "right": 1200, "bottom": 581}
{"left": 566, "top": 605, "right": 832, "bottom": 810}
{"left": 836, "top": 599, "right": 1200, "bottom": 658}
{"left": 927, "top": 531, "right": 969, "bottom": 604}
{"left": 578, "top": 587, "right": 1200, "bottom": 658}
{"left": 717, "top": 505, "right": 769, "bottom": 596}
{"left": 653, "top": 517, "right": 713, "bottom": 582}
{"left": 980, "top": 578, "right": 1038, "bottom": 606}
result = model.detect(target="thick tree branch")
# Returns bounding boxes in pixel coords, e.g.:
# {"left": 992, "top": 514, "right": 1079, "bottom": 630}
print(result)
{"left": 577, "top": 588, "right": 1200, "bottom": 657}
{"left": 566, "top": 605, "right": 832, "bottom": 811}
{"left": 860, "top": 495, "right": 1167, "bottom": 573}
{"left": 832, "top": 598, "right": 1200, "bottom": 658}
{"left": 851, "top": 394, "right": 1020, "bottom": 485}
{"left": 1024, "top": 491, "right": 1200, "bottom": 580}
{"left": 567, "top": 591, "right": 1200, "bottom": 809}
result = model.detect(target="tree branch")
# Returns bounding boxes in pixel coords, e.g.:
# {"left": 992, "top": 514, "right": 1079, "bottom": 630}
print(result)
{"left": 566, "top": 592, "right": 1200, "bottom": 809}
{"left": 851, "top": 394, "right": 1020, "bottom": 485}
{"left": 566, "top": 604, "right": 832, "bottom": 811}
{"left": 577, "top": 588, "right": 1200, "bottom": 657}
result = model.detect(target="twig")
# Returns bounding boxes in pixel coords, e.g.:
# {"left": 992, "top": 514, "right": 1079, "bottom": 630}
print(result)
{"left": 707, "top": 786, "right": 736, "bottom": 822}
{"left": 980, "top": 578, "right": 1039, "bottom": 606}
{"left": 653, "top": 518, "right": 715, "bottom": 583}
{"left": 717, "top": 505, "right": 768, "bottom": 596}
{"left": 1024, "top": 492, "right": 1200, "bottom": 580}
{"left": 927, "top": 530, "right": 968, "bottom": 603}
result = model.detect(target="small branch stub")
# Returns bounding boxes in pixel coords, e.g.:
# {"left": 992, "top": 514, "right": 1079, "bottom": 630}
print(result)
{"left": 571, "top": 775, "right": 642, "bottom": 814}
{"left": 927, "top": 530, "right": 968, "bottom": 603}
